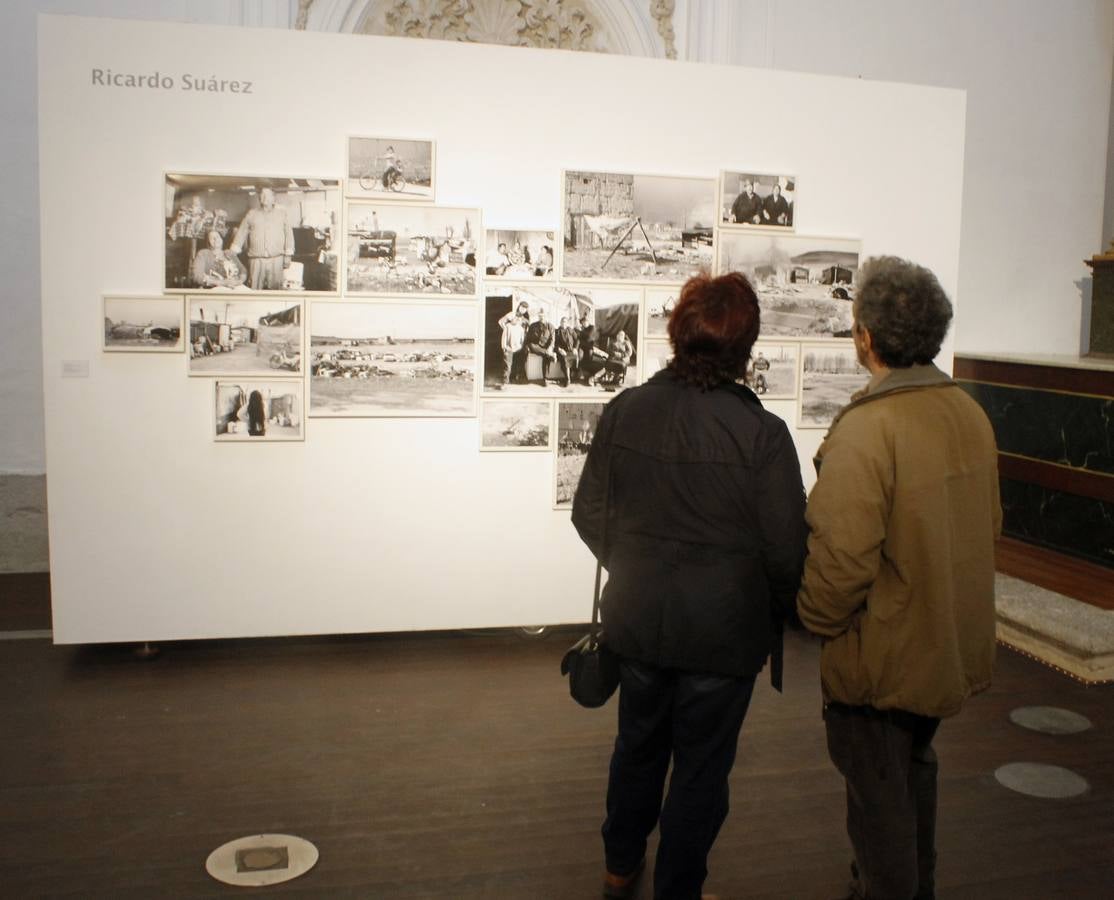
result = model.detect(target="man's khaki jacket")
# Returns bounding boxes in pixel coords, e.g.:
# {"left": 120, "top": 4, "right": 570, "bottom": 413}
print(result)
{"left": 797, "top": 364, "right": 1002, "bottom": 718}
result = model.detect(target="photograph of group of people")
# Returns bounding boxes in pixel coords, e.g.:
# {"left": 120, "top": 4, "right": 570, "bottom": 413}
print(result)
{"left": 483, "top": 286, "right": 640, "bottom": 395}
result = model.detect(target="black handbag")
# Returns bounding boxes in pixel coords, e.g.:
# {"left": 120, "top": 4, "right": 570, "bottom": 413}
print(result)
{"left": 560, "top": 558, "right": 620, "bottom": 707}
{"left": 560, "top": 448, "right": 620, "bottom": 708}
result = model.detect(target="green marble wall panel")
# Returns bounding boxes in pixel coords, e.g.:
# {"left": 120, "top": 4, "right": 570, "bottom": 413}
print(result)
{"left": 1000, "top": 478, "right": 1114, "bottom": 570}
{"left": 959, "top": 382, "right": 1113, "bottom": 475}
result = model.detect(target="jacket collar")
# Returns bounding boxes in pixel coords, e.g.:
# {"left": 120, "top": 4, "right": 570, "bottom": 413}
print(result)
{"left": 647, "top": 367, "right": 762, "bottom": 406}
{"left": 867, "top": 362, "right": 952, "bottom": 396}
{"left": 829, "top": 363, "right": 954, "bottom": 430}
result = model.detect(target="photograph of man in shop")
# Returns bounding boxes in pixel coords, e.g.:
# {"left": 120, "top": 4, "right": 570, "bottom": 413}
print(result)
{"left": 230, "top": 186, "right": 295, "bottom": 290}
{"left": 797, "top": 256, "right": 1001, "bottom": 900}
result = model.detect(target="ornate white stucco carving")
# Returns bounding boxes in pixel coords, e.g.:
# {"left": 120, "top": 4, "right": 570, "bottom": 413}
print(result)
{"left": 297, "top": 0, "right": 675, "bottom": 58}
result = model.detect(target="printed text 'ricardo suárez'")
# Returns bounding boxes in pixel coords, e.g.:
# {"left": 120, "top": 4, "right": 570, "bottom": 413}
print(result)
{"left": 91, "top": 69, "right": 253, "bottom": 94}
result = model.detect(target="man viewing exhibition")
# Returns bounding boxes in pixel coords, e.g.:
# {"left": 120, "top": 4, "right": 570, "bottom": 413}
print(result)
{"left": 796, "top": 256, "right": 1001, "bottom": 900}
{"left": 572, "top": 272, "right": 807, "bottom": 900}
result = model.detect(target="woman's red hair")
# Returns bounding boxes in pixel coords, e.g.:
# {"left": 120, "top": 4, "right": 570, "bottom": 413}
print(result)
{"left": 668, "top": 272, "right": 761, "bottom": 388}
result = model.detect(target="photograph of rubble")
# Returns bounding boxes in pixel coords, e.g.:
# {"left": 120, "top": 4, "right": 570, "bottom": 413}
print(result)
{"left": 188, "top": 298, "right": 302, "bottom": 376}
{"left": 720, "top": 171, "right": 796, "bottom": 229}
{"left": 165, "top": 173, "right": 340, "bottom": 294}
{"left": 309, "top": 301, "right": 476, "bottom": 417}
{"left": 482, "top": 285, "right": 640, "bottom": 395}
{"left": 479, "top": 400, "right": 553, "bottom": 451}
{"left": 214, "top": 380, "right": 304, "bottom": 442}
{"left": 102, "top": 295, "right": 183, "bottom": 352}
{"left": 717, "top": 233, "right": 861, "bottom": 338}
{"left": 345, "top": 203, "right": 479, "bottom": 297}
{"left": 346, "top": 136, "right": 434, "bottom": 201}
{"left": 798, "top": 342, "right": 869, "bottom": 428}
{"left": 561, "top": 170, "right": 715, "bottom": 283}
{"left": 554, "top": 401, "right": 607, "bottom": 509}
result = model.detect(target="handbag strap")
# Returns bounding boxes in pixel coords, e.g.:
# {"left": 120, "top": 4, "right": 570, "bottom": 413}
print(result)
{"left": 589, "top": 446, "right": 612, "bottom": 646}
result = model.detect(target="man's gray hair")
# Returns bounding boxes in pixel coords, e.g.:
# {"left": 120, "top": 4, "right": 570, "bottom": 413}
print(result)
{"left": 854, "top": 256, "right": 953, "bottom": 368}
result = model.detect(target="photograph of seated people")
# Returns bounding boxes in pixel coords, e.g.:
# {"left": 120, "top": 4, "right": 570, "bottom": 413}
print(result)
{"left": 486, "top": 290, "right": 638, "bottom": 393}
{"left": 484, "top": 229, "right": 557, "bottom": 279}
{"left": 722, "top": 172, "right": 795, "bottom": 229}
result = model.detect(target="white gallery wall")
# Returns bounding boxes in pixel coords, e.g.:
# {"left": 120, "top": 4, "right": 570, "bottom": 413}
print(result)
{"left": 5, "top": 0, "right": 1114, "bottom": 482}
{"left": 40, "top": 13, "right": 965, "bottom": 642}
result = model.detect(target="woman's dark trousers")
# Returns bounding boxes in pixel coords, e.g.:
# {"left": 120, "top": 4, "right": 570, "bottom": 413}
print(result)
{"left": 602, "top": 658, "right": 756, "bottom": 900}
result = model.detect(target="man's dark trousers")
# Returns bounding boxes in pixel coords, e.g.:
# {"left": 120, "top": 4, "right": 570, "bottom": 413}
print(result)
{"left": 603, "top": 659, "right": 756, "bottom": 900}
{"left": 824, "top": 702, "right": 941, "bottom": 900}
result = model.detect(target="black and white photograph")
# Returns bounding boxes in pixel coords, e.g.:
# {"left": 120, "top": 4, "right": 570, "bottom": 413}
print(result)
{"left": 798, "top": 342, "right": 869, "bottom": 428}
{"left": 165, "top": 174, "right": 340, "bottom": 294}
{"left": 346, "top": 136, "right": 435, "bottom": 201}
{"left": 744, "top": 341, "right": 799, "bottom": 400}
{"left": 644, "top": 287, "right": 677, "bottom": 338}
{"left": 718, "top": 233, "right": 861, "bottom": 338}
{"left": 309, "top": 301, "right": 476, "bottom": 417}
{"left": 479, "top": 400, "right": 552, "bottom": 451}
{"left": 102, "top": 295, "right": 183, "bottom": 352}
{"left": 641, "top": 341, "right": 673, "bottom": 379}
{"left": 214, "top": 380, "right": 304, "bottom": 442}
{"left": 346, "top": 203, "right": 479, "bottom": 297}
{"left": 188, "top": 299, "right": 302, "bottom": 376}
{"left": 483, "top": 285, "right": 640, "bottom": 396}
{"left": 554, "top": 401, "right": 606, "bottom": 509}
{"left": 562, "top": 170, "right": 715, "bottom": 283}
{"left": 484, "top": 229, "right": 556, "bottom": 280}
{"left": 720, "top": 171, "right": 796, "bottom": 229}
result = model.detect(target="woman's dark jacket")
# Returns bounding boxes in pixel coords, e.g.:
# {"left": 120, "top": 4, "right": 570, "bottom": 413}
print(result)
{"left": 572, "top": 369, "right": 807, "bottom": 680}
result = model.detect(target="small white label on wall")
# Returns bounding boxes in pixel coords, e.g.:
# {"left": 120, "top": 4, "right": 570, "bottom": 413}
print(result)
{"left": 61, "top": 360, "right": 89, "bottom": 378}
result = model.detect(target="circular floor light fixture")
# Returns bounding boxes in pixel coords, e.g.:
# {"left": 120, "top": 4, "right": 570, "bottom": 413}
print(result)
{"left": 994, "top": 762, "right": 1090, "bottom": 799}
{"left": 205, "top": 833, "right": 319, "bottom": 887}
{"left": 1008, "top": 706, "right": 1093, "bottom": 735}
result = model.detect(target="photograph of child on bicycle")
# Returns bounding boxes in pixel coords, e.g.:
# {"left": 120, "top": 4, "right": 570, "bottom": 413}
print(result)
{"left": 346, "top": 136, "right": 434, "bottom": 201}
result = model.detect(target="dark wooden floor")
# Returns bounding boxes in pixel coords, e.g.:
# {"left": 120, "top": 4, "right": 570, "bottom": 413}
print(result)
{"left": 0, "top": 611, "right": 1111, "bottom": 897}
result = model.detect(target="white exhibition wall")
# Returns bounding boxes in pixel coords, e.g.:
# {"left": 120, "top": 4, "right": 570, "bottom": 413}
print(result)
{"left": 39, "top": 14, "right": 965, "bottom": 643}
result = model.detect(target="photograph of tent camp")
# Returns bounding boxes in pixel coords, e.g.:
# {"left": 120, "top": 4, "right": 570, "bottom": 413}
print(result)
{"left": 561, "top": 170, "right": 715, "bottom": 283}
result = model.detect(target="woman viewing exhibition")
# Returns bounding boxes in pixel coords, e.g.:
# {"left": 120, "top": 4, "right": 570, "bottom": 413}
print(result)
{"left": 572, "top": 272, "right": 808, "bottom": 900}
